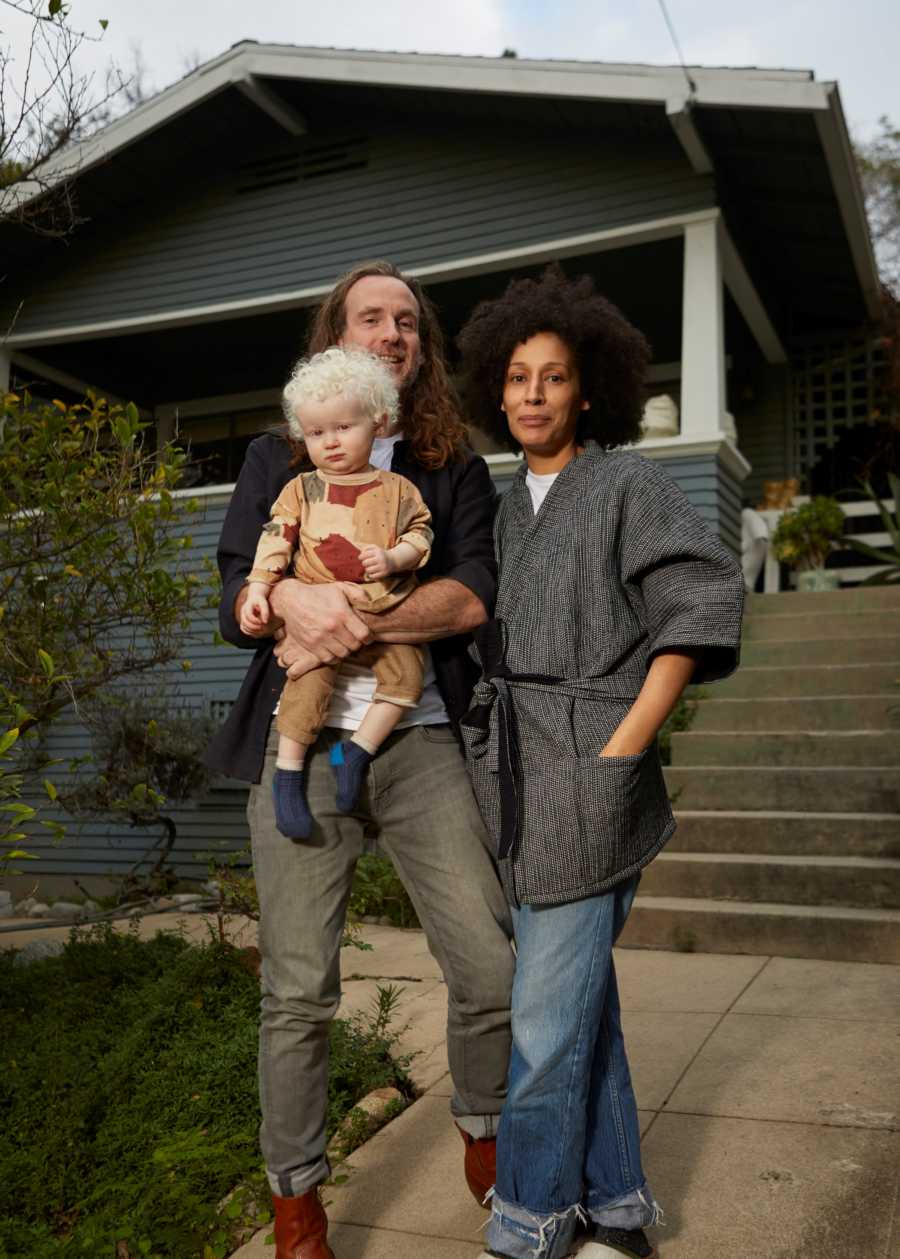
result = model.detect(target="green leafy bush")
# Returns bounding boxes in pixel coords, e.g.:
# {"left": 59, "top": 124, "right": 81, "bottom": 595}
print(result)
{"left": 349, "top": 853, "right": 419, "bottom": 928}
{"left": 770, "top": 496, "right": 846, "bottom": 571}
{"left": 0, "top": 925, "right": 412, "bottom": 1257}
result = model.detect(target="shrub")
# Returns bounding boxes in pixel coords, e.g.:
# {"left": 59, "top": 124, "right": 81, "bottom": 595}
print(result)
{"left": 0, "top": 924, "right": 412, "bottom": 1257}
{"left": 770, "top": 496, "right": 846, "bottom": 571}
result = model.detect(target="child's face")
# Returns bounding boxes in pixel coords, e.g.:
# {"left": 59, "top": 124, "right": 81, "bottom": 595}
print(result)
{"left": 296, "top": 395, "right": 379, "bottom": 475}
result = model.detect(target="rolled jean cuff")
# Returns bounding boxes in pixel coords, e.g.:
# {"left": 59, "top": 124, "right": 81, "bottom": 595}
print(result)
{"left": 453, "top": 1112, "right": 500, "bottom": 1140}
{"left": 486, "top": 1191, "right": 583, "bottom": 1259}
{"left": 585, "top": 1183, "right": 661, "bottom": 1230}
{"left": 266, "top": 1155, "right": 330, "bottom": 1199}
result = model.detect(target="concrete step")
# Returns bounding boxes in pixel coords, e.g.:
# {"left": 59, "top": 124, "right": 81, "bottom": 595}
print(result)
{"left": 669, "top": 810, "right": 900, "bottom": 858}
{"left": 620, "top": 896, "right": 900, "bottom": 963}
{"left": 740, "top": 636, "right": 900, "bottom": 666}
{"left": 743, "top": 610, "right": 898, "bottom": 642}
{"left": 671, "top": 731, "right": 900, "bottom": 767}
{"left": 746, "top": 586, "right": 900, "bottom": 616}
{"left": 641, "top": 852, "right": 900, "bottom": 909}
{"left": 690, "top": 695, "right": 900, "bottom": 732}
{"left": 665, "top": 766, "right": 900, "bottom": 813}
{"left": 701, "top": 662, "right": 900, "bottom": 699}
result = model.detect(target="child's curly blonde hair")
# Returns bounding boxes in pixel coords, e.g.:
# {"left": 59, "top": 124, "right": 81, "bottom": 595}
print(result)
{"left": 282, "top": 346, "right": 399, "bottom": 439}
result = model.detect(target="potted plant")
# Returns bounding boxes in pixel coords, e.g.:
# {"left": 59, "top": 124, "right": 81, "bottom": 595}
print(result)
{"left": 770, "top": 496, "right": 846, "bottom": 591}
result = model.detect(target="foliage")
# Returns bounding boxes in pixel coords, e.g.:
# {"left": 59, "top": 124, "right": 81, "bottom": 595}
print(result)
{"left": 0, "top": 0, "right": 125, "bottom": 236}
{"left": 209, "top": 847, "right": 376, "bottom": 952}
{"left": 62, "top": 694, "right": 218, "bottom": 898}
{"left": 0, "top": 392, "right": 205, "bottom": 736}
{"left": 0, "top": 924, "right": 412, "bottom": 1257}
{"left": 770, "top": 496, "right": 846, "bottom": 571}
{"left": 657, "top": 695, "right": 697, "bottom": 767}
{"left": 349, "top": 852, "right": 420, "bottom": 928}
{"left": 0, "top": 670, "right": 64, "bottom": 875}
{"left": 842, "top": 474, "right": 900, "bottom": 584}
{"left": 857, "top": 116, "right": 900, "bottom": 296}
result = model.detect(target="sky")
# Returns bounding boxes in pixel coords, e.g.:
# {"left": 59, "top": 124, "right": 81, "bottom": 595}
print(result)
{"left": 4, "top": 0, "right": 899, "bottom": 143}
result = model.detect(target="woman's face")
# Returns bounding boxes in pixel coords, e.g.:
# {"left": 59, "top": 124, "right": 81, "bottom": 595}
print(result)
{"left": 502, "top": 331, "right": 589, "bottom": 472}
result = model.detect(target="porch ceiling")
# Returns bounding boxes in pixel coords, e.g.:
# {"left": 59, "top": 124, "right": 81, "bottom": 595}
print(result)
{"left": 21, "top": 240, "right": 695, "bottom": 408}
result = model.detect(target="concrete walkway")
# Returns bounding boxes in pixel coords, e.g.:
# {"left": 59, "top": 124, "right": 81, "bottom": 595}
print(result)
{"left": 3, "top": 916, "right": 898, "bottom": 1257}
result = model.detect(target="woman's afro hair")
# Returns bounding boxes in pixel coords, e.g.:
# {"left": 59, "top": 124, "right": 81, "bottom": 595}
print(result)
{"left": 457, "top": 264, "right": 651, "bottom": 452}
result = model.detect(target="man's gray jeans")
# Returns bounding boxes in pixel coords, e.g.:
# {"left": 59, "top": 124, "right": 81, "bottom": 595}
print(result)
{"left": 250, "top": 721, "right": 515, "bottom": 1198}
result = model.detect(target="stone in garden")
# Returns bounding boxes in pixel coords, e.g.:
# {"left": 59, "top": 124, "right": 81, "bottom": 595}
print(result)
{"left": 172, "top": 893, "right": 205, "bottom": 905}
{"left": 47, "top": 901, "right": 83, "bottom": 919}
{"left": 15, "top": 897, "right": 37, "bottom": 914}
{"left": 0, "top": 891, "right": 13, "bottom": 918}
{"left": 27, "top": 903, "right": 50, "bottom": 918}
{"left": 201, "top": 879, "right": 220, "bottom": 896}
{"left": 13, "top": 938, "right": 66, "bottom": 966}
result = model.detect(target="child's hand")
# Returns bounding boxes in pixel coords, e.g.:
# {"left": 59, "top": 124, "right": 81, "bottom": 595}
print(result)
{"left": 359, "top": 544, "right": 393, "bottom": 580}
{"left": 240, "top": 587, "right": 271, "bottom": 635}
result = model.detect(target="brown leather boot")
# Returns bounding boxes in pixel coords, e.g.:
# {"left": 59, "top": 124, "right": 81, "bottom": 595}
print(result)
{"left": 456, "top": 1123, "right": 497, "bottom": 1206}
{"left": 272, "top": 1186, "right": 335, "bottom": 1259}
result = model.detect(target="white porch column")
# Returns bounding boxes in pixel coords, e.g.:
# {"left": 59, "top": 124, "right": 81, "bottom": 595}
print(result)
{"left": 0, "top": 347, "right": 10, "bottom": 392}
{"left": 680, "top": 217, "right": 726, "bottom": 439}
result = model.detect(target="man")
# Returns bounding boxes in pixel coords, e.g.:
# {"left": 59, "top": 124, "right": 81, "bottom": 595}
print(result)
{"left": 206, "top": 261, "right": 514, "bottom": 1259}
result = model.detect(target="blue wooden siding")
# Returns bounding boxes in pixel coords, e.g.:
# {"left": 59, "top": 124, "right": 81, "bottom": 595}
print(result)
{"left": 9, "top": 128, "right": 713, "bottom": 337}
{"left": 654, "top": 453, "right": 743, "bottom": 557}
{"left": 734, "top": 365, "right": 792, "bottom": 505}
{"left": 21, "top": 455, "right": 738, "bottom": 883}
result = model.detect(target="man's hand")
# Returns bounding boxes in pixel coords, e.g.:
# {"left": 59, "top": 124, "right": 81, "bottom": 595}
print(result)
{"left": 269, "top": 580, "right": 371, "bottom": 663}
{"left": 273, "top": 630, "right": 322, "bottom": 681}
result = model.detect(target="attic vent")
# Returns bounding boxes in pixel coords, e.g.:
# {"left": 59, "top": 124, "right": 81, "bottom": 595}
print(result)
{"left": 302, "top": 136, "right": 368, "bottom": 181}
{"left": 237, "top": 152, "right": 301, "bottom": 195}
{"left": 236, "top": 137, "right": 369, "bottom": 195}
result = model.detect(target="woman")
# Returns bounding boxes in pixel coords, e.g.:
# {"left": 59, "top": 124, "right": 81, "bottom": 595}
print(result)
{"left": 458, "top": 266, "right": 744, "bottom": 1259}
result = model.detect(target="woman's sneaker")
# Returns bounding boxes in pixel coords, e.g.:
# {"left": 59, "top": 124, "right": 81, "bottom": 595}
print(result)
{"left": 579, "top": 1225, "right": 657, "bottom": 1258}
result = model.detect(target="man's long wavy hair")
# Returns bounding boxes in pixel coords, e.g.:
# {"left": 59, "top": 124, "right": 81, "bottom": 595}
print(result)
{"left": 286, "top": 260, "right": 469, "bottom": 470}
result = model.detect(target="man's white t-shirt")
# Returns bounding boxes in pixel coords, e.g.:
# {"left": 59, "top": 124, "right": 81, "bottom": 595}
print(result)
{"left": 324, "top": 433, "right": 448, "bottom": 730}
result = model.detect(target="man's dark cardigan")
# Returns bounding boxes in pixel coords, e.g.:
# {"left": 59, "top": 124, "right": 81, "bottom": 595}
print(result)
{"left": 204, "top": 432, "right": 498, "bottom": 783}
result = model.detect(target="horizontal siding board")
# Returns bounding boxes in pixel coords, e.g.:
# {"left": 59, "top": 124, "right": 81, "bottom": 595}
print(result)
{"left": 11, "top": 130, "right": 712, "bottom": 333}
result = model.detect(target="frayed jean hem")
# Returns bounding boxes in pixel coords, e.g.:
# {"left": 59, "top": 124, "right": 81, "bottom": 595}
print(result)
{"left": 486, "top": 1192, "right": 585, "bottom": 1259}
{"left": 585, "top": 1183, "right": 662, "bottom": 1230}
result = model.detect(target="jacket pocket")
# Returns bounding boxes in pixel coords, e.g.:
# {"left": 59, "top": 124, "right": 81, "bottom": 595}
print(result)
{"left": 575, "top": 746, "right": 673, "bottom": 882}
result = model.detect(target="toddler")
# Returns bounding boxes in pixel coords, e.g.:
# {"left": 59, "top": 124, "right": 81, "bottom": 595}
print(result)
{"left": 241, "top": 347, "right": 433, "bottom": 838}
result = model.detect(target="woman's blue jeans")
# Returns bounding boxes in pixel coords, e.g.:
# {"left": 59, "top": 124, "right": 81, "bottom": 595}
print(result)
{"left": 486, "top": 876, "right": 659, "bottom": 1259}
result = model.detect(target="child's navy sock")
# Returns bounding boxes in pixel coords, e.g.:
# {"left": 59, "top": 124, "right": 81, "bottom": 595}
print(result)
{"left": 272, "top": 765, "right": 312, "bottom": 838}
{"left": 330, "top": 740, "right": 374, "bottom": 813}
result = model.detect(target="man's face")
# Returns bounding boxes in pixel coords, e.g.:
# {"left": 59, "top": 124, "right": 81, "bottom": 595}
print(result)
{"left": 338, "top": 275, "right": 422, "bottom": 393}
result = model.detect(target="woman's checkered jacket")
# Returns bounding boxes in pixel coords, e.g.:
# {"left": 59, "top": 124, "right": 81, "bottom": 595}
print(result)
{"left": 461, "top": 442, "right": 745, "bottom": 909}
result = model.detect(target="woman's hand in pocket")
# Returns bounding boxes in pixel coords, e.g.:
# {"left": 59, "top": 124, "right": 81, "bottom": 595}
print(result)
{"left": 599, "top": 732, "right": 646, "bottom": 758}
